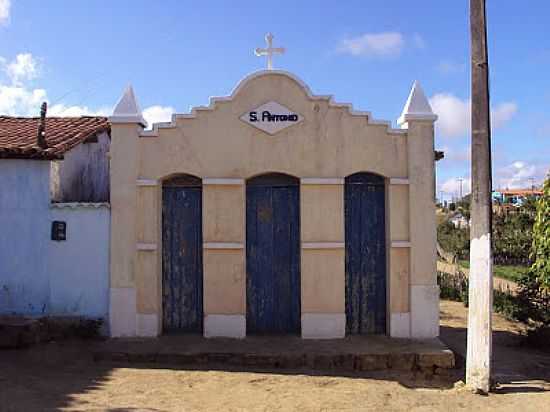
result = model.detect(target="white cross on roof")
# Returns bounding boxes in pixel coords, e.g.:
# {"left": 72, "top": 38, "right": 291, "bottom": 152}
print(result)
{"left": 255, "top": 33, "right": 285, "bottom": 70}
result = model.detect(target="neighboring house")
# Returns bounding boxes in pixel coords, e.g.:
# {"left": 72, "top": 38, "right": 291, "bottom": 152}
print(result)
{"left": 0, "top": 115, "right": 111, "bottom": 322}
{"left": 492, "top": 189, "right": 542, "bottom": 207}
{"left": 0, "top": 116, "right": 111, "bottom": 202}
{"left": 450, "top": 213, "right": 469, "bottom": 229}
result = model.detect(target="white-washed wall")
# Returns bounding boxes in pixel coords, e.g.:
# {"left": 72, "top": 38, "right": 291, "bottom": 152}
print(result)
{"left": 50, "top": 131, "right": 110, "bottom": 202}
{"left": 0, "top": 158, "right": 110, "bottom": 319}
{"left": 48, "top": 203, "right": 110, "bottom": 318}
{"left": 0, "top": 159, "right": 51, "bottom": 314}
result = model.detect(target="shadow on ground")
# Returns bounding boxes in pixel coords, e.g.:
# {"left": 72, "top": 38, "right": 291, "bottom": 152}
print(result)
{"left": 440, "top": 318, "right": 550, "bottom": 394}
{"left": 0, "top": 337, "right": 463, "bottom": 411}
{"left": 1, "top": 300, "right": 549, "bottom": 411}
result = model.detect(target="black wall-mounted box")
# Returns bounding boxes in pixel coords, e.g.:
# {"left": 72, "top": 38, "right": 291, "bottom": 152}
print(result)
{"left": 51, "top": 221, "right": 67, "bottom": 241}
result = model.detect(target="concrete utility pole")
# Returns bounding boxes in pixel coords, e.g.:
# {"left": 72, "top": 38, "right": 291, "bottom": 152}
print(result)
{"left": 466, "top": 0, "right": 493, "bottom": 394}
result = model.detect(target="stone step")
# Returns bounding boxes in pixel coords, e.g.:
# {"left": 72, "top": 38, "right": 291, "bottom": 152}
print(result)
{"left": 0, "top": 316, "right": 42, "bottom": 349}
{"left": 92, "top": 335, "right": 455, "bottom": 375}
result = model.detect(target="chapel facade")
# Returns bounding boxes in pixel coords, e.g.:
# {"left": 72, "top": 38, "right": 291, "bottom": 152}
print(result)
{"left": 108, "top": 70, "right": 439, "bottom": 340}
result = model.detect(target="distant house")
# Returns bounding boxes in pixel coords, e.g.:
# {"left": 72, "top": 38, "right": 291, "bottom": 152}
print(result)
{"left": 450, "top": 213, "right": 469, "bottom": 229}
{"left": 492, "top": 188, "right": 542, "bottom": 207}
{"left": 0, "top": 114, "right": 111, "bottom": 321}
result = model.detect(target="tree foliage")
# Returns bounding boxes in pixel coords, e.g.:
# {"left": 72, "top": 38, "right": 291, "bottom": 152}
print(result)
{"left": 531, "top": 173, "right": 550, "bottom": 290}
{"left": 437, "top": 198, "right": 536, "bottom": 265}
{"left": 492, "top": 200, "right": 536, "bottom": 265}
{"left": 437, "top": 221, "right": 469, "bottom": 260}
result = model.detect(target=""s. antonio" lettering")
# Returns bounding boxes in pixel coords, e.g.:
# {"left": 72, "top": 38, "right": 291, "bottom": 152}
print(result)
{"left": 249, "top": 110, "right": 299, "bottom": 123}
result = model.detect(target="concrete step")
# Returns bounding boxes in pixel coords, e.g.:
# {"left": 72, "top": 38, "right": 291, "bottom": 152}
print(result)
{"left": 0, "top": 316, "right": 42, "bottom": 349}
{"left": 93, "top": 335, "right": 455, "bottom": 375}
{"left": 0, "top": 316, "right": 103, "bottom": 349}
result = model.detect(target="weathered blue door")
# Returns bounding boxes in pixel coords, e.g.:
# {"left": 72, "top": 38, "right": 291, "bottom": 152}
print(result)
{"left": 345, "top": 172, "right": 387, "bottom": 335}
{"left": 162, "top": 175, "right": 203, "bottom": 333}
{"left": 246, "top": 173, "right": 301, "bottom": 335}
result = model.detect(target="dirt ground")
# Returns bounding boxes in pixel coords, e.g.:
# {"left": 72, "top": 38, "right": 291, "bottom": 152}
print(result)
{"left": 0, "top": 301, "right": 549, "bottom": 412}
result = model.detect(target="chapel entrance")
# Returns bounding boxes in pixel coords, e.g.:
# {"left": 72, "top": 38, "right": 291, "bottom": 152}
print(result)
{"left": 345, "top": 172, "right": 387, "bottom": 335}
{"left": 162, "top": 175, "right": 203, "bottom": 333}
{"left": 246, "top": 173, "right": 301, "bottom": 335}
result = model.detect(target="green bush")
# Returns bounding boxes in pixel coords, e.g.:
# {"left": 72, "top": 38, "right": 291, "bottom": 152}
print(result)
{"left": 530, "top": 173, "right": 550, "bottom": 289}
{"left": 437, "top": 270, "right": 468, "bottom": 305}
{"left": 437, "top": 196, "right": 536, "bottom": 266}
{"left": 437, "top": 221, "right": 470, "bottom": 260}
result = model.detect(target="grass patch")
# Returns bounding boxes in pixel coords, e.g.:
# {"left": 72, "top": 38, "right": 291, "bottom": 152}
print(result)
{"left": 458, "top": 260, "right": 528, "bottom": 282}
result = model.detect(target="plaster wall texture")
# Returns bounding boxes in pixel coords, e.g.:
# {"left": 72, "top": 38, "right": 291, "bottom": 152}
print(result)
{"left": 389, "top": 184, "right": 410, "bottom": 241}
{"left": 405, "top": 120, "right": 439, "bottom": 338}
{"left": 0, "top": 160, "right": 51, "bottom": 315}
{"left": 203, "top": 249, "right": 245, "bottom": 315}
{"left": 51, "top": 131, "right": 111, "bottom": 202}
{"left": 203, "top": 185, "right": 245, "bottom": 243}
{"left": 109, "top": 71, "right": 436, "bottom": 337}
{"left": 389, "top": 247, "right": 410, "bottom": 314}
{"left": 48, "top": 205, "right": 110, "bottom": 318}
{"left": 0, "top": 159, "right": 110, "bottom": 319}
{"left": 300, "top": 184, "right": 343, "bottom": 242}
{"left": 301, "top": 249, "right": 345, "bottom": 314}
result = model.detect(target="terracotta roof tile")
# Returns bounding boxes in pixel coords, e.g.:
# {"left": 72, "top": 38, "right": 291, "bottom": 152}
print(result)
{"left": 0, "top": 116, "right": 110, "bottom": 160}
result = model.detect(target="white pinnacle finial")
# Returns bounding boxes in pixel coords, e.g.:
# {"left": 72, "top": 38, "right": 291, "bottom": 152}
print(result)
{"left": 255, "top": 33, "right": 285, "bottom": 70}
{"left": 397, "top": 80, "right": 437, "bottom": 126}
{"left": 110, "top": 84, "right": 147, "bottom": 127}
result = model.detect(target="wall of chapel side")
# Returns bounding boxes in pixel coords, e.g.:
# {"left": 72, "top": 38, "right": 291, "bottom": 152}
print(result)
{"left": 388, "top": 181, "right": 411, "bottom": 338}
{"left": 405, "top": 120, "right": 439, "bottom": 339}
{"left": 202, "top": 183, "right": 246, "bottom": 338}
{"left": 109, "top": 123, "right": 141, "bottom": 337}
{"left": 300, "top": 182, "right": 345, "bottom": 339}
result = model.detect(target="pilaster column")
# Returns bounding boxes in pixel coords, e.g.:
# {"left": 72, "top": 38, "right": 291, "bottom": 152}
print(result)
{"left": 397, "top": 81, "right": 439, "bottom": 339}
{"left": 109, "top": 85, "right": 147, "bottom": 337}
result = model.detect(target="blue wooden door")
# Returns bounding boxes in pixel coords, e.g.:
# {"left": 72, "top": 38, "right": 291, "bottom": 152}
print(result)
{"left": 246, "top": 173, "right": 301, "bottom": 335}
{"left": 345, "top": 172, "right": 387, "bottom": 335}
{"left": 162, "top": 175, "right": 203, "bottom": 333}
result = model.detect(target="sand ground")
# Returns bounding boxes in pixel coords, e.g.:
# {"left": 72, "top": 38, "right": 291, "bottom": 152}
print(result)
{"left": 0, "top": 300, "right": 549, "bottom": 412}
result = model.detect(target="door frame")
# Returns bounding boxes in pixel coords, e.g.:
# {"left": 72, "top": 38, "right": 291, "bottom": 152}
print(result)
{"left": 245, "top": 172, "right": 301, "bottom": 335}
{"left": 161, "top": 173, "right": 204, "bottom": 334}
{"left": 344, "top": 171, "right": 390, "bottom": 335}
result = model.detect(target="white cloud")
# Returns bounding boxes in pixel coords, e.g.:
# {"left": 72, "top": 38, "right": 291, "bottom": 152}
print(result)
{"left": 491, "top": 102, "right": 518, "bottom": 129}
{"left": 338, "top": 32, "right": 404, "bottom": 57}
{"left": 439, "top": 145, "right": 470, "bottom": 165}
{"left": 3, "top": 53, "right": 40, "bottom": 85}
{"left": 0, "top": 0, "right": 10, "bottom": 25}
{"left": 430, "top": 93, "right": 470, "bottom": 138}
{"left": 0, "top": 82, "right": 109, "bottom": 117}
{"left": 48, "top": 103, "right": 110, "bottom": 117}
{"left": 143, "top": 105, "right": 174, "bottom": 128}
{"left": 440, "top": 176, "right": 471, "bottom": 197}
{"left": 0, "top": 52, "right": 131, "bottom": 118}
{"left": 437, "top": 60, "right": 465, "bottom": 74}
{"left": 496, "top": 161, "right": 548, "bottom": 189}
{"left": 0, "top": 85, "right": 46, "bottom": 116}
{"left": 429, "top": 93, "right": 518, "bottom": 138}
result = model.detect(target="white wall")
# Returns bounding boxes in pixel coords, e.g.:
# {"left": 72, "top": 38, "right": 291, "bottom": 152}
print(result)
{"left": 51, "top": 131, "right": 110, "bottom": 202}
{"left": 0, "top": 158, "right": 110, "bottom": 320}
{"left": 0, "top": 159, "right": 51, "bottom": 314}
{"left": 48, "top": 204, "right": 110, "bottom": 318}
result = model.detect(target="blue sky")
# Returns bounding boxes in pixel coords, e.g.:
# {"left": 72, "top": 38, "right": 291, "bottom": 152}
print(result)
{"left": 1, "top": 0, "right": 549, "bottom": 199}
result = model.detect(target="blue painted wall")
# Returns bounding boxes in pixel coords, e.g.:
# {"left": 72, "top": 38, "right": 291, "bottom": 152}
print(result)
{"left": 0, "top": 159, "right": 51, "bottom": 314}
{"left": 49, "top": 205, "right": 110, "bottom": 318}
{"left": 0, "top": 159, "right": 110, "bottom": 319}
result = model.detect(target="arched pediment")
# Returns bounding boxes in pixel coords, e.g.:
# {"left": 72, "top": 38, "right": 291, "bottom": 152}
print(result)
{"left": 140, "top": 70, "right": 405, "bottom": 137}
